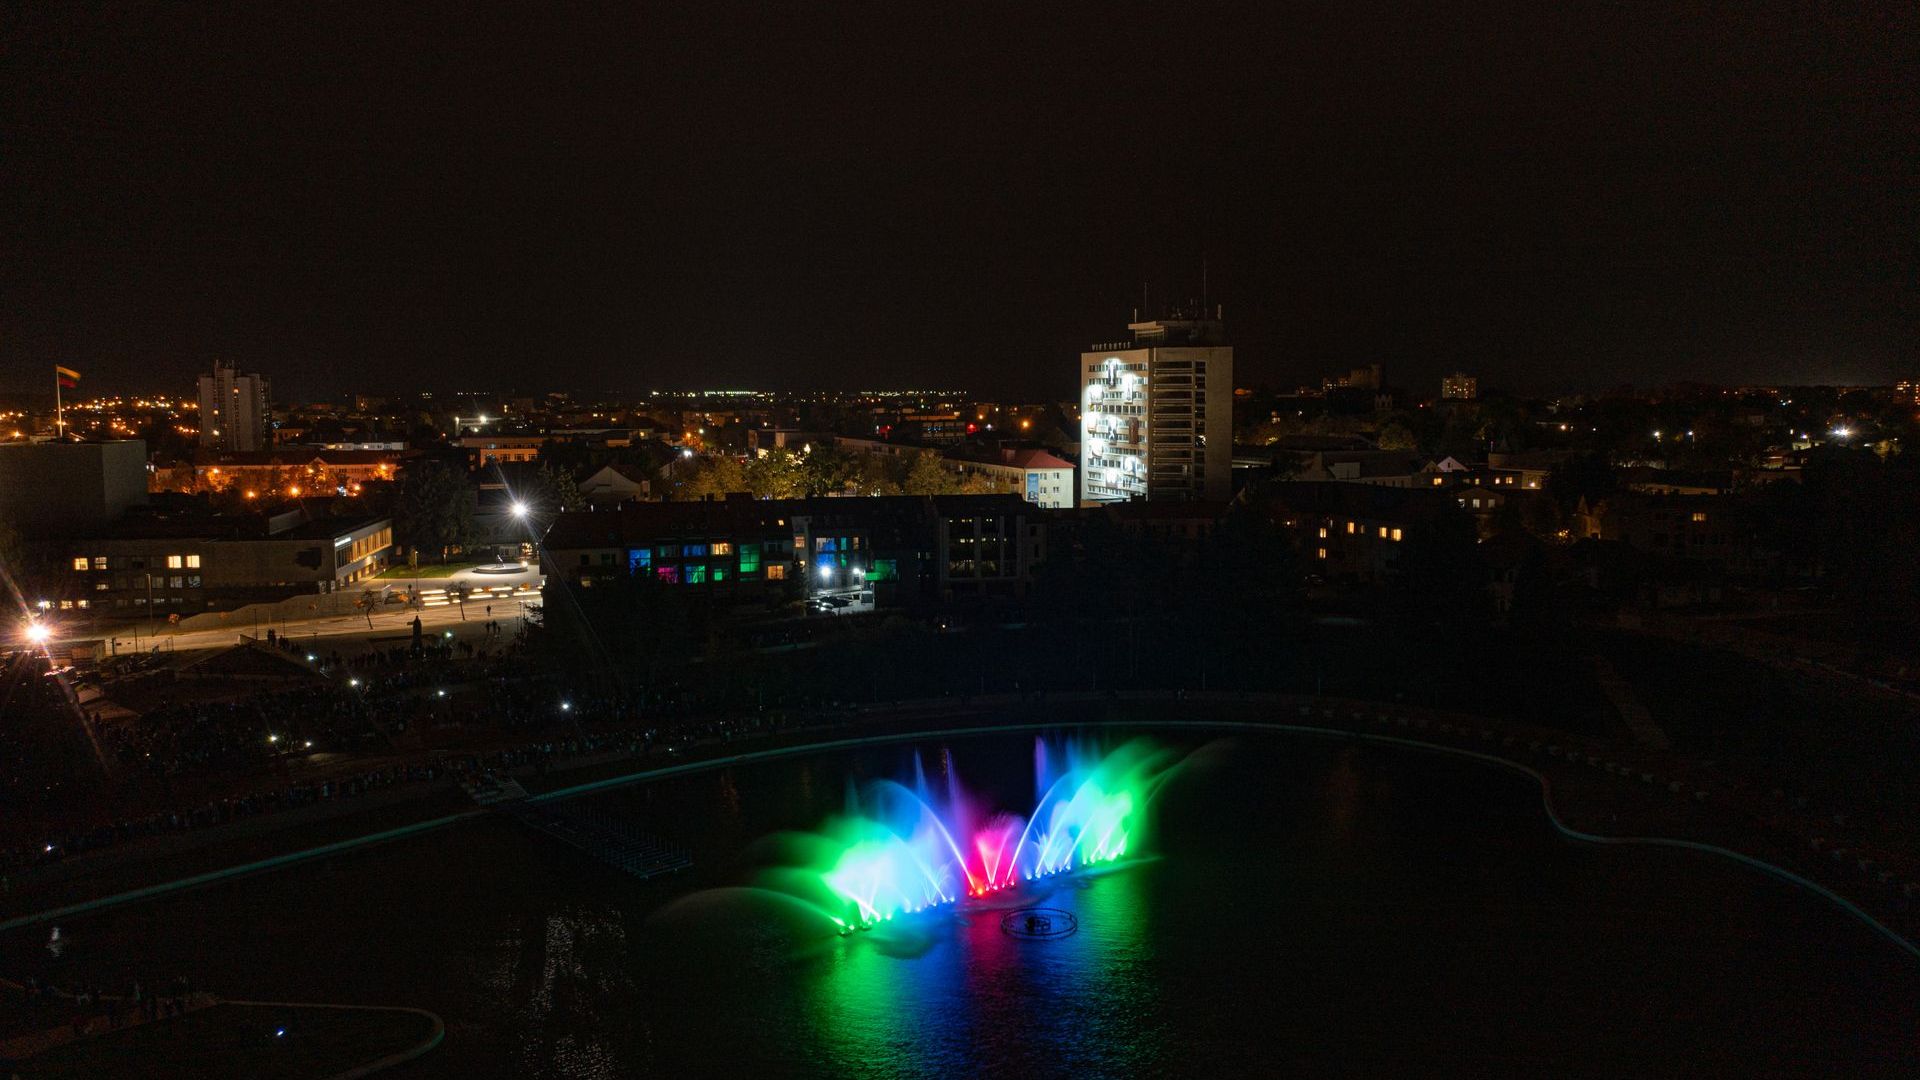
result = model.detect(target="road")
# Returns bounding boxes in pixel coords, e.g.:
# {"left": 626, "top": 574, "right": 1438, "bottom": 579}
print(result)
{"left": 86, "top": 565, "right": 545, "bottom": 657}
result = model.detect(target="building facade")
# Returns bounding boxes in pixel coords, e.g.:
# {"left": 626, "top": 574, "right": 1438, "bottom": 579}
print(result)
{"left": 197, "top": 360, "right": 271, "bottom": 452}
{"left": 0, "top": 440, "right": 149, "bottom": 533}
{"left": 1079, "top": 317, "right": 1233, "bottom": 505}
{"left": 1440, "top": 372, "right": 1479, "bottom": 400}
{"left": 543, "top": 494, "right": 1046, "bottom": 613}
{"left": 42, "top": 512, "right": 393, "bottom": 617}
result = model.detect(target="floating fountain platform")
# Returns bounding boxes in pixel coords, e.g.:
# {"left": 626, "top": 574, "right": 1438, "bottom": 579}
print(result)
{"left": 1001, "top": 907, "right": 1077, "bottom": 939}
{"left": 471, "top": 562, "right": 528, "bottom": 575}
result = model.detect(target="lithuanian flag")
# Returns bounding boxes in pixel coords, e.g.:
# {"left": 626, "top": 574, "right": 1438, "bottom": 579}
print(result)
{"left": 55, "top": 365, "right": 80, "bottom": 389}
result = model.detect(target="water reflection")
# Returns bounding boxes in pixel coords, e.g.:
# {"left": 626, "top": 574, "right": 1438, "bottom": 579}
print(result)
{"left": 797, "top": 861, "right": 1161, "bottom": 1076}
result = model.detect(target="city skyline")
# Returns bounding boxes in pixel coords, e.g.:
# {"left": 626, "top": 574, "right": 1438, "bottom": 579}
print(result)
{"left": 4, "top": 7, "right": 1913, "bottom": 401}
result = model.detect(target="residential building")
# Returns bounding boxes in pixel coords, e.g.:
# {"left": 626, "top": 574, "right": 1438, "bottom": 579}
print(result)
{"left": 748, "top": 429, "right": 832, "bottom": 456}
{"left": 1080, "top": 315, "right": 1233, "bottom": 504}
{"left": 1263, "top": 481, "right": 1462, "bottom": 584}
{"left": 168, "top": 449, "right": 403, "bottom": 496}
{"left": 455, "top": 434, "right": 545, "bottom": 465}
{"left": 1295, "top": 450, "right": 1429, "bottom": 488}
{"left": 946, "top": 448, "right": 1077, "bottom": 509}
{"left": 197, "top": 360, "right": 271, "bottom": 452}
{"left": 1323, "top": 364, "right": 1382, "bottom": 392}
{"left": 578, "top": 464, "right": 652, "bottom": 507}
{"left": 1440, "top": 372, "right": 1478, "bottom": 400}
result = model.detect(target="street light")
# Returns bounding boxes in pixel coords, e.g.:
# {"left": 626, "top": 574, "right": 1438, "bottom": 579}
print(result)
{"left": 510, "top": 500, "right": 529, "bottom": 518}
{"left": 24, "top": 621, "right": 51, "bottom": 646}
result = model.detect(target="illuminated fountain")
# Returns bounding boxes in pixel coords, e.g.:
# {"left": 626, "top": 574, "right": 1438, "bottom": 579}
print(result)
{"left": 794, "top": 738, "right": 1183, "bottom": 933}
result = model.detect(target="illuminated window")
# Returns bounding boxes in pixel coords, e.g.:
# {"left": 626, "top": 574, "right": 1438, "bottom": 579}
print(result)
{"left": 1345, "top": 521, "right": 1356, "bottom": 535}
{"left": 629, "top": 548, "right": 652, "bottom": 572}
{"left": 93, "top": 556, "right": 107, "bottom": 570}
{"left": 1317, "top": 547, "right": 1328, "bottom": 559}
{"left": 1391, "top": 528, "right": 1403, "bottom": 541}
{"left": 686, "top": 564, "right": 708, "bottom": 584}
{"left": 870, "top": 558, "right": 898, "bottom": 582}
{"left": 167, "top": 555, "right": 184, "bottom": 569}
{"left": 1691, "top": 512, "right": 1707, "bottom": 523}
{"left": 793, "top": 535, "right": 806, "bottom": 550}
{"left": 186, "top": 554, "right": 201, "bottom": 568}
{"left": 1317, "top": 527, "right": 1328, "bottom": 539}
{"left": 655, "top": 566, "right": 680, "bottom": 584}
{"left": 765, "top": 563, "right": 787, "bottom": 581}
{"left": 710, "top": 542, "right": 733, "bottom": 556}
{"left": 738, "top": 546, "right": 761, "bottom": 573}
{"left": 656, "top": 544, "right": 680, "bottom": 559}
{"left": 72, "top": 557, "right": 88, "bottom": 571}
{"left": 684, "top": 543, "right": 708, "bottom": 557}
{"left": 1377, "top": 526, "right": 1388, "bottom": 539}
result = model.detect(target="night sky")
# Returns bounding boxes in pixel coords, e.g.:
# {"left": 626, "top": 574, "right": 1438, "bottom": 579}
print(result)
{"left": 3, "top": 5, "right": 1912, "bottom": 400}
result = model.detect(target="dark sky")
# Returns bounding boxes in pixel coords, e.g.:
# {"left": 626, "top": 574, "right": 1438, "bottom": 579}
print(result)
{"left": 3, "top": 4, "right": 1913, "bottom": 401}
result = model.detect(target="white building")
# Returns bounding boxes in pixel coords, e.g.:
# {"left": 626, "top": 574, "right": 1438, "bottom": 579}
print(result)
{"left": 1080, "top": 315, "right": 1233, "bottom": 504}
{"left": 197, "top": 359, "right": 271, "bottom": 452}
{"left": 949, "top": 448, "right": 1076, "bottom": 509}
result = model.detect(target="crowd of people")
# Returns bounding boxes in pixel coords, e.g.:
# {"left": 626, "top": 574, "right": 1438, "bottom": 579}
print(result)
{"left": 0, "top": 642, "right": 801, "bottom": 877}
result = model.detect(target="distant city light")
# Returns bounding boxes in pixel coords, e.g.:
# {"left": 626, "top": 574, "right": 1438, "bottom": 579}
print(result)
{"left": 1831, "top": 426, "right": 1853, "bottom": 439}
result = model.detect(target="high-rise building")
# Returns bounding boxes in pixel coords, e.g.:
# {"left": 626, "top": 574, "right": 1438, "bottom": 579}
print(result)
{"left": 197, "top": 359, "right": 270, "bottom": 452}
{"left": 1441, "top": 372, "right": 1479, "bottom": 400}
{"left": 1080, "top": 315, "right": 1233, "bottom": 504}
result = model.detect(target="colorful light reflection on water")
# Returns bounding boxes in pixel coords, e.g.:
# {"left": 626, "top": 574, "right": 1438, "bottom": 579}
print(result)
{"left": 795, "top": 738, "right": 1180, "bottom": 930}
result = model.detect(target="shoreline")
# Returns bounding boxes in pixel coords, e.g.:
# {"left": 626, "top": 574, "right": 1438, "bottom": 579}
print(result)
{"left": 3, "top": 691, "right": 1916, "bottom": 961}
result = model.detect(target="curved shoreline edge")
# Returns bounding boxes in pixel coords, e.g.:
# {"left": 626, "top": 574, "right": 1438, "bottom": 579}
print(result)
{"left": 4, "top": 708, "right": 1915, "bottom": 966}
{"left": 213, "top": 999, "right": 446, "bottom": 1080}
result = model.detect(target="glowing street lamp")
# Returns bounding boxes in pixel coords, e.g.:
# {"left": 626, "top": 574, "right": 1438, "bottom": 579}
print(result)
{"left": 24, "top": 621, "right": 51, "bottom": 646}
{"left": 510, "top": 500, "right": 529, "bottom": 519}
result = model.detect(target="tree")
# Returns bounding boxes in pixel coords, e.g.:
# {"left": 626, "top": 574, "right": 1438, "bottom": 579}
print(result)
{"left": 527, "top": 462, "right": 587, "bottom": 512}
{"left": 1376, "top": 418, "right": 1419, "bottom": 451}
{"left": 397, "top": 459, "right": 480, "bottom": 561}
{"left": 902, "top": 451, "right": 958, "bottom": 495}
{"left": 745, "top": 448, "right": 810, "bottom": 499}
{"left": 677, "top": 455, "right": 748, "bottom": 500}
{"left": 847, "top": 453, "right": 904, "bottom": 496}
{"left": 958, "top": 471, "right": 998, "bottom": 495}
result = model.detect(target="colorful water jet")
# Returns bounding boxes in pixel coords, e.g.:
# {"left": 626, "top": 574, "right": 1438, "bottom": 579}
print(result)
{"left": 795, "top": 738, "right": 1183, "bottom": 931}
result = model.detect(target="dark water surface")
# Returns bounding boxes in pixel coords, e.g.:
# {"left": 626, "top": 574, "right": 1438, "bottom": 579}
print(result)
{"left": 7, "top": 730, "right": 1916, "bottom": 1078}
